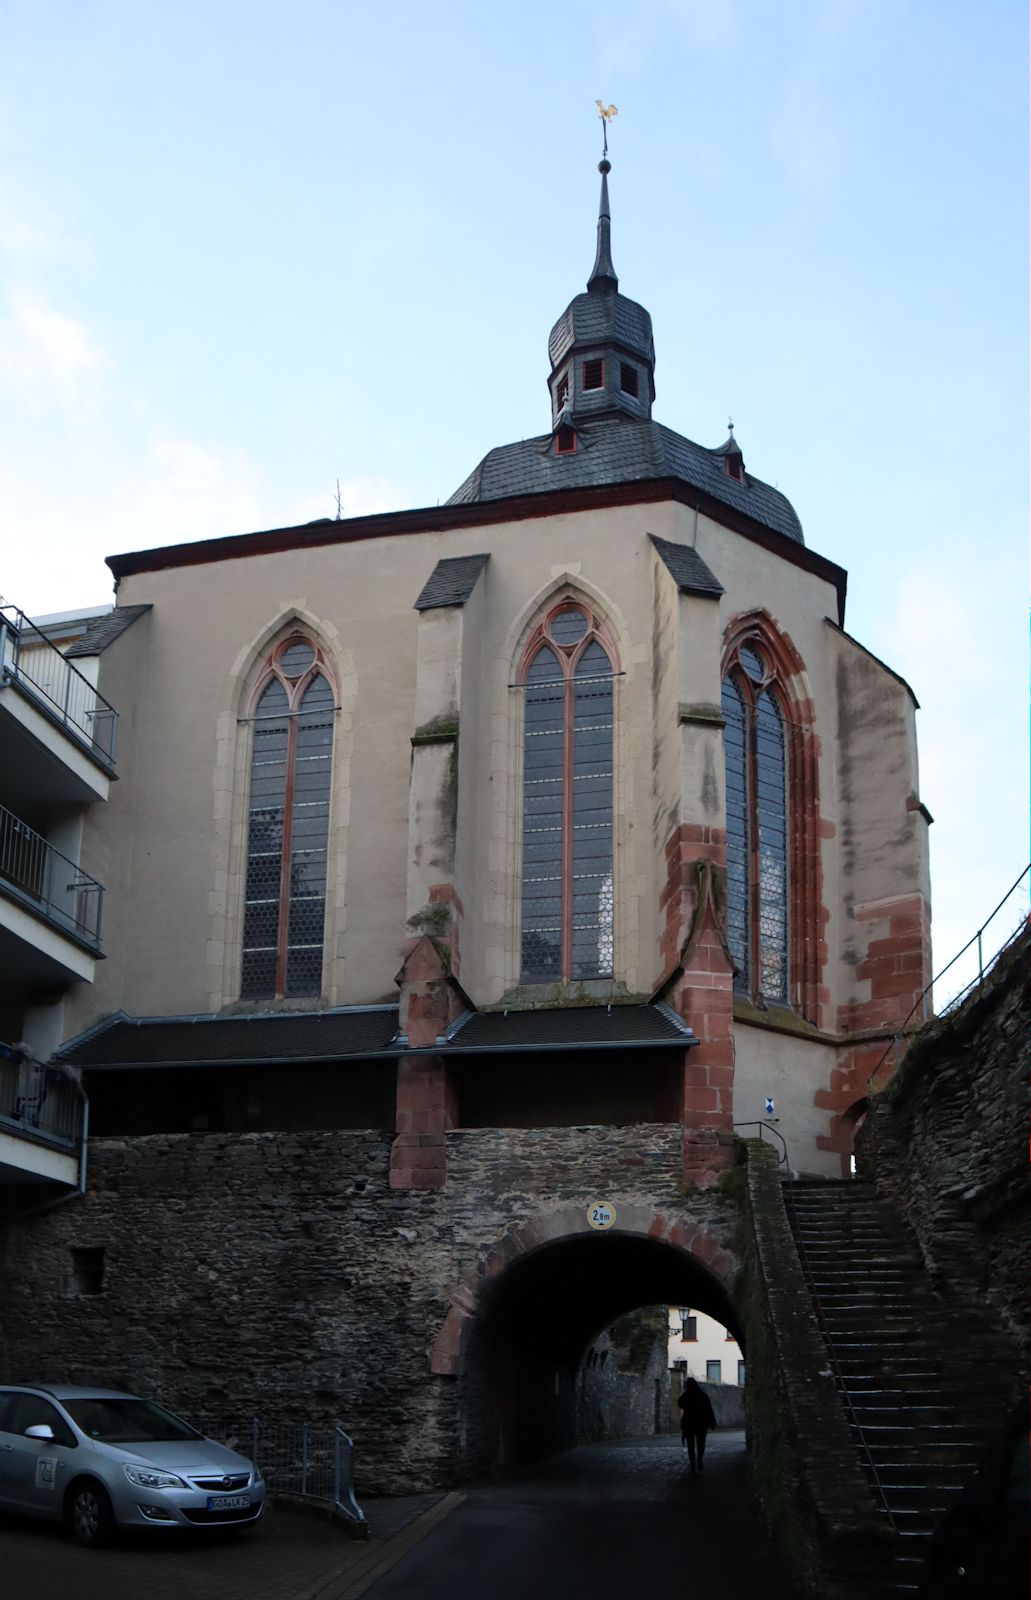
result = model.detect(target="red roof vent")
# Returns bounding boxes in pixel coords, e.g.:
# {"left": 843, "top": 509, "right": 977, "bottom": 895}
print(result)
{"left": 556, "top": 426, "right": 577, "bottom": 455}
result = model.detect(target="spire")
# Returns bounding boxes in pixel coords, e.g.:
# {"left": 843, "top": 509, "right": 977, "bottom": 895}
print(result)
{"left": 588, "top": 157, "right": 618, "bottom": 294}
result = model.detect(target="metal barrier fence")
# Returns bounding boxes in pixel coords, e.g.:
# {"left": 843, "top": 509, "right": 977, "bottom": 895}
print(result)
{"left": 0, "top": 1057, "right": 85, "bottom": 1149}
{"left": 0, "top": 603, "right": 118, "bottom": 766}
{"left": 193, "top": 1416, "right": 366, "bottom": 1531}
{"left": 0, "top": 802, "right": 104, "bottom": 949}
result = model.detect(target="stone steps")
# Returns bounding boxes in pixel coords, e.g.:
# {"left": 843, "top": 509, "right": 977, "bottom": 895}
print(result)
{"left": 782, "top": 1178, "right": 1014, "bottom": 1598}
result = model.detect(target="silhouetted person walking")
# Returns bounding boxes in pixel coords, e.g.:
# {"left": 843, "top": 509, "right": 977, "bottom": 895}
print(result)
{"left": 678, "top": 1377, "right": 717, "bottom": 1471}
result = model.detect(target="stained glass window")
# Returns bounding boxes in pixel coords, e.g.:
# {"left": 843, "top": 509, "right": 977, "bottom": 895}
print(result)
{"left": 722, "top": 648, "right": 789, "bottom": 1003}
{"left": 520, "top": 604, "right": 615, "bottom": 982}
{"left": 241, "top": 637, "right": 335, "bottom": 1000}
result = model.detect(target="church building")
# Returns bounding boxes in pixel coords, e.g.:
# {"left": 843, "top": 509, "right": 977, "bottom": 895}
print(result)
{"left": 0, "top": 153, "right": 933, "bottom": 1483}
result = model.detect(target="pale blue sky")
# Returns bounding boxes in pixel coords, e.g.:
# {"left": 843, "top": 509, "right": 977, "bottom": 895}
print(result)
{"left": 1, "top": 0, "right": 1027, "bottom": 993}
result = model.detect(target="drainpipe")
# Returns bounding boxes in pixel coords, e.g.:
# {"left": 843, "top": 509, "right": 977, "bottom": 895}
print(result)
{"left": 4, "top": 1079, "right": 89, "bottom": 1225}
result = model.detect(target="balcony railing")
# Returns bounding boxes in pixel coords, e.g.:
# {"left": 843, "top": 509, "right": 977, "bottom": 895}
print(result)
{"left": 0, "top": 803, "right": 104, "bottom": 951}
{"left": 0, "top": 1054, "right": 85, "bottom": 1151}
{"left": 0, "top": 604, "right": 118, "bottom": 767}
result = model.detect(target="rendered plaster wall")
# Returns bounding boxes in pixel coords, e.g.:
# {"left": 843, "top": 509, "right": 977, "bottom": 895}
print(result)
{"left": 0, "top": 1120, "right": 740, "bottom": 1493}
{"left": 85, "top": 496, "right": 857, "bottom": 1037}
{"left": 732, "top": 1020, "right": 840, "bottom": 1178}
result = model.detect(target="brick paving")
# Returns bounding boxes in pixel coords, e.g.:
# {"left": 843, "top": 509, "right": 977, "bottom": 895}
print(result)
{"left": 0, "top": 1491, "right": 458, "bottom": 1600}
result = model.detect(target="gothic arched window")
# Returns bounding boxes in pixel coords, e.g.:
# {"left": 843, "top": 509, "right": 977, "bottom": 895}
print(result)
{"left": 241, "top": 635, "right": 335, "bottom": 999}
{"left": 722, "top": 642, "right": 789, "bottom": 1003}
{"left": 520, "top": 601, "right": 616, "bottom": 983}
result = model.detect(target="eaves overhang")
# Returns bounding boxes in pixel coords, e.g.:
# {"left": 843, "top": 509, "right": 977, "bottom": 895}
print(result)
{"left": 106, "top": 479, "right": 848, "bottom": 626}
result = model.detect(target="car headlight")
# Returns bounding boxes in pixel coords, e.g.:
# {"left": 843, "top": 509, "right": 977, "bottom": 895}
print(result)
{"left": 123, "top": 1464, "right": 186, "bottom": 1489}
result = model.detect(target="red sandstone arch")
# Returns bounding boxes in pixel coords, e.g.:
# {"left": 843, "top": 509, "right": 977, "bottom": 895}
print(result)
{"left": 429, "top": 1203, "right": 737, "bottom": 1376}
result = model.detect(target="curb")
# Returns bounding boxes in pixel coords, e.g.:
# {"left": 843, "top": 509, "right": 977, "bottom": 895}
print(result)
{"left": 304, "top": 1491, "right": 467, "bottom": 1600}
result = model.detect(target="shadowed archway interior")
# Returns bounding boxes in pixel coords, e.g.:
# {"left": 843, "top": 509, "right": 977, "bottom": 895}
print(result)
{"left": 459, "top": 1233, "right": 741, "bottom": 1473}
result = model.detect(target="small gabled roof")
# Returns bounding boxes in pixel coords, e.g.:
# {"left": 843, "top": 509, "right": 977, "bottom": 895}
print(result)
{"left": 441, "top": 1002, "right": 696, "bottom": 1052}
{"left": 649, "top": 534, "right": 724, "bottom": 599}
{"left": 413, "top": 554, "right": 490, "bottom": 611}
{"left": 56, "top": 1007, "right": 400, "bottom": 1069}
{"left": 65, "top": 604, "right": 151, "bottom": 658}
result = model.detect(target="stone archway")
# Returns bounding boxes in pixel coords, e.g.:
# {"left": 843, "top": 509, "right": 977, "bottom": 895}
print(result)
{"left": 430, "top": 1203, "right": 739, "bottom": 1474}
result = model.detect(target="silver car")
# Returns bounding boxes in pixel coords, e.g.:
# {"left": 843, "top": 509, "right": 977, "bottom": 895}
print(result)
{"left": 0, "top": 1384, "right": 264, "bottom": 1545}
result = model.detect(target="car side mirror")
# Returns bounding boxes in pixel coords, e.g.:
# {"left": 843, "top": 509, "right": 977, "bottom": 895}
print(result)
{"left": 24, "top": 1424, "right": 55, "bottom": 1441}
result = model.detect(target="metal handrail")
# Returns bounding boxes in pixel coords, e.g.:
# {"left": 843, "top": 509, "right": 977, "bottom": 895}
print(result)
{"left": 0, "top": 1057, "right": 85, "bottom": 1150}
{"left": 0, "top": 802, "right": 104, "bottom": 949}
{"left": 0, "top": 603, "right": 118, "bottom": 766}
{"left": 733, "top": 1120, "right": 789, "bottom": 1167}
{"left": 874, "top": 866, "right": 1031, "bottom": 1083}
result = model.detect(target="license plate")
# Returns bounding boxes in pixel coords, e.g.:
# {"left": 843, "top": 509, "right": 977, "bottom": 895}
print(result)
{"left": 207, "top": 1494, "right": 251, "bottom": 1511}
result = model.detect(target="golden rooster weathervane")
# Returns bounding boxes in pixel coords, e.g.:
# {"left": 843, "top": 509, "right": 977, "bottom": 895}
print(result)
{"left": 596, "top": 100, "right": 618, "bottom": 157}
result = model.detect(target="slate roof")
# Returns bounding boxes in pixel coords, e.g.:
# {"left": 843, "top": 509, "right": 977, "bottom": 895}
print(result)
{"left": 65, "top": 604, "right": 152, "bottom": 658}
{"left": 443, "top": 1003, "right": 696, "bottom": 1052}
{"left": 57, "top": 1008, "right": 401, "bottom": 1069}
{"left": 548, "top": 291, "right": 654, "bottom": 371}
{"left": 448, "top": 416, "right": 805, "bottom": 546}
{"left": 414, "top": 554, "right": 490, "bottom": 611}
{"left": 649, "top": 534, "right": 724, "bottom": 598}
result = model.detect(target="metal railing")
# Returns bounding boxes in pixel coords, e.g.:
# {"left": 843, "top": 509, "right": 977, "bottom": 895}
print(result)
{"left": 882, "top": 866, "right": 1030, "bottom": 1079}
{"left": 0, "top": 803, "right": 104, "bottom": 949}
{"left": 0, "top": 603, "right": 117, "bottom": 766}
{"left": 194, "top": 1416, "right": 366, "bottom": 1532}
{"left": 734, "top": 1120, "right": 789, "bottom": 1167}
{"left": 0, "top": 1057, "right": 85, "bottom": 1150}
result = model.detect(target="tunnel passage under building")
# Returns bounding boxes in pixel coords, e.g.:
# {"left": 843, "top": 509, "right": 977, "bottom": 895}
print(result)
{"left": 457, "top": 1231, "right": 742, "bottom": 1474}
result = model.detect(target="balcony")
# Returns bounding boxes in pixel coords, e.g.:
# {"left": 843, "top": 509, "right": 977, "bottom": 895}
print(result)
{"left": 0, "top": 604, "right": 118, "bottom": 807}
{"left": 0, "top": 1048, "right": 84, "bottom": 1189}
{"left": 0, "top": 804, "right": 104, "bottom": 988}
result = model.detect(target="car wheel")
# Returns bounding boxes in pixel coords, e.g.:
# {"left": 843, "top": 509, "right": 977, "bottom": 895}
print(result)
{"left": 67, "top": 1480, "right": 116, "bottom": 1548}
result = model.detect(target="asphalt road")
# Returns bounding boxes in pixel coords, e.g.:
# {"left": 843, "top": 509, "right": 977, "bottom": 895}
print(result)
{"left": 365, "top": 1431, "right": 803, "bottom": 1600}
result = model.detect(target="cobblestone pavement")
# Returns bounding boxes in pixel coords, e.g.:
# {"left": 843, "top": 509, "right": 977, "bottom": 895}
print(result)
{"left": 0, "top": 1434, "right": 801, "bottom": 1600}
{"left": 365, "top": 1432, "right": 803, "bottom": 1599}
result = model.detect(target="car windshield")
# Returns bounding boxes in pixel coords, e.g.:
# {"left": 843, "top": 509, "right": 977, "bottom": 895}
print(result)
{"left": 64, "top": 1397, "right": 203, "bottom": 1443}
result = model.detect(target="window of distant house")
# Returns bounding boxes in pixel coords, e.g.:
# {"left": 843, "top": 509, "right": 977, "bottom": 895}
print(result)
{"left": 619, "top": 363, "right": 639, "bottom": 398}
{"left": 241, "top": 635, "right": 335, "bottom": 1000}
{"left": 722, "top": 641, "right": 788, "bottom": 1004}
{"left": 583, "top": 358, "right": 604, "bottom": 390}
{"left": 706, "top": 1360, "right": 722, "bottom": 1383}
{"left": 680, "top": 1311, "right": 697, "bottom": 1341}
{"left": 519, "top": 601, "right": 616, "bottom": 983}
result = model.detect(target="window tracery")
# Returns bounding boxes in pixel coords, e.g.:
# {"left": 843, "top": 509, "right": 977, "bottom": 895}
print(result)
{"left": 519, "top": 601, "right": 616, "bottom": 983}
{"left": 240, "top": 633, "right": 335, "bottom": 999}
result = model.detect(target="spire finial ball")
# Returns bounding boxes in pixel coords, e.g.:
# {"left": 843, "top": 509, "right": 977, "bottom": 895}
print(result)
{"left": 599, "top": 158, "right": 611, "bottom": 175}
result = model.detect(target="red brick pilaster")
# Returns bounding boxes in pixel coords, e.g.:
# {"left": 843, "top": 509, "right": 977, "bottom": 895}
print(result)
{"left": 660, "top": 828, "right": 736, "bottom": 1188}
{"left": 391, "top": 933, "right": 461, "bottom": 1190}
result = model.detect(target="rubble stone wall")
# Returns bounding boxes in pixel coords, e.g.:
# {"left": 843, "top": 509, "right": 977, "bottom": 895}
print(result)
{"left": 855, "top": 925, "right": 1031, "bottom": 1361}
{"left": 0, "top": 1121, "right": 739, "bottom": 1492}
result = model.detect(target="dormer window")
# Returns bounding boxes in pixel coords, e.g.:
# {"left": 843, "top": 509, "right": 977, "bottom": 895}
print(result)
{"left": 725, "top": 453, "right": 745, "bottom": 482}
{"left": 556, "top": 426, "right": 577, "bottom": 455}
{"left": 619, "top": 363, "right": 639, "bottom": 398}
{"left": 583, "top": 359, "right": 604, "bottom": 391}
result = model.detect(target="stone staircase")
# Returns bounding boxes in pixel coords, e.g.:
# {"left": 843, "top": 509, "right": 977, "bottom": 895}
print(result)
{"left": 782, "top": 1178, "right": 1017, "bottom": 1596}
